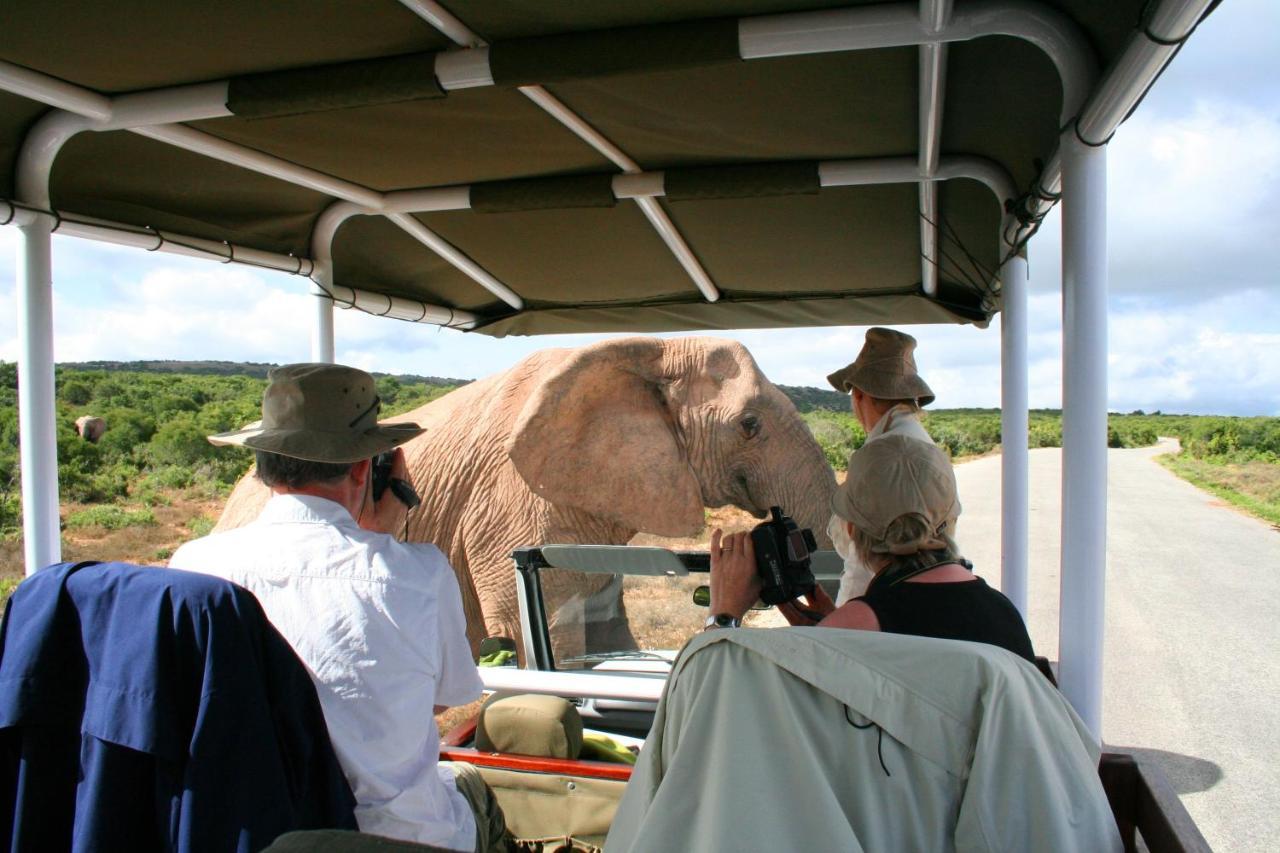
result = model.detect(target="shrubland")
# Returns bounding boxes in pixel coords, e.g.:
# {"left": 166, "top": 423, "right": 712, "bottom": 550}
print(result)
{"left": 0, "top": 363, "right": 460, "bottom": 548}
{"left": 1, "top": 362, "right": 1275, "bottom": 582}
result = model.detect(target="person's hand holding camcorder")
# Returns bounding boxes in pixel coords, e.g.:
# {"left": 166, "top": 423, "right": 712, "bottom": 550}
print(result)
{"left": 359, "top": 447, "right": 414, "bottom": 536}
{"left": 709, "top": 528, "right": 763, "bottom": 623}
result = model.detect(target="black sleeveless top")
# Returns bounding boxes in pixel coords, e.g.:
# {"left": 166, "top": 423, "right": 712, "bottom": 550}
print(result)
{"left": 857, "top": 574, "right": 1036, "bottom": 664}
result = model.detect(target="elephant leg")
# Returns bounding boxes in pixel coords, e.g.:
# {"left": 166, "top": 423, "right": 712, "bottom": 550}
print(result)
{"left": 541, "top": 570, "right": 637, "bottom": 664}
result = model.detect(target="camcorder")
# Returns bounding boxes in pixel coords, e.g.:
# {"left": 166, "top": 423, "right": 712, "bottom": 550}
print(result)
{"left": 750, "top": 506, "right": 818, "bottom": 605}
{"left": 371, "top": 452, "right": 422, "bottom": 510}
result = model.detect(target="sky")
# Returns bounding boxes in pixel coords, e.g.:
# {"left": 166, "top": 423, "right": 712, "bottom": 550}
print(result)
{"left": 2, "top": 1, "right": 1278, "bottom": 416}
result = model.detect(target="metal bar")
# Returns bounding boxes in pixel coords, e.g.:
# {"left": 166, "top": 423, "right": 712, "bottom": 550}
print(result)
{"left": 917, "top": 1, "right": 951, "bottom": 297}
{"left": 395, "top": 0, "right": 723, "bottom": 303}
{"left": 311, "top": 261, "right": 337, "bottom": 363}
{"left": 999, "top": 251, "right": 1030, "bottom": 618}
{"left": 132, "top": 125, "right": 385, "bottom": 209}
{"left": 1058, "top": 131, "right": 1108, "bottom": 737}
{"left": 16, "top": 214, "right": 61, "bottom": 575}
{"left": 739, "top": 0, "right": 1094, "bottom": 122}
{"left": 1, "top": 2, "right": 1094, "bottom": 132}
{"left": 321, "top": 282, "right": 477, "bottom": 328}
{"left": 517, "top": 86, "right": 720, "bottom": 301}
{"left": 634, "top": 196, "right": 720, "bottom": 302}
{"left": 0, "top": 58, "right": 111, "bottom": 120}
{"left": 1020, "top": 0, "right": 1216, "bottom": 240}
{"left": 517, "top": 85, "right": 638, "bottom": 172}
{"left": 50, "top": 215, "right": 313, "bottom": 274}
{"left": 387, "top": 213, "right": 524, "bottom": 310}
{"left": 479, "top": 667, "right": 666, "bottom": 704}
{"left": 98, "top": 81, "right": 231, "bottom": 130}
{"left": 397, "top": 0, "right": 484, "bottom": 47}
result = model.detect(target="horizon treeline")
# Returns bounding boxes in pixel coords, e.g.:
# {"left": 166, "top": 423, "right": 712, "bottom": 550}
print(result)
{"left": 1, "top": 362, "right": 1277, "bottom": 538}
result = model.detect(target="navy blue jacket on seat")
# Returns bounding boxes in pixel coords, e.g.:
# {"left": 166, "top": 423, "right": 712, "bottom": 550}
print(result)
{"left": 0, "top": 561, "right": 358, "bottom": 852}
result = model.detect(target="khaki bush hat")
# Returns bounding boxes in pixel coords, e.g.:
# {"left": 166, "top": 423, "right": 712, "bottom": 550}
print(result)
{"left": 831, "top": 434, "right": 960, "bottom": 554}
{"left": 826, "top": 327, "right": 935, "bottom": 406}
{"left": 207, "top": 363, "right": 423, "bottom": 464}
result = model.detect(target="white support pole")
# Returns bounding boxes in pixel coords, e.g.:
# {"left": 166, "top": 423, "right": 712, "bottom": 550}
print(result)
{"left": 999, "top": 251, "right": 1029, "bottom": 618}
{"left": 311, "top": 261, "right": 336, "bottom": 364}
{"left": 16, "top": 214, "right": 61, "bottom": 575}
{"left": 917, "top": 0, "right": 950, "bottom": 297}
{"left": 1058, "top": 131, "right": 1108, "bottom": 736}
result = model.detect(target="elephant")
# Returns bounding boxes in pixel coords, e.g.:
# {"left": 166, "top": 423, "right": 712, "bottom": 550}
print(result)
{"left": 216, "top": 337, "right": 837, "bottom": 657}
{"left": 75, "top": 415, "right": 107, "bottom": 443}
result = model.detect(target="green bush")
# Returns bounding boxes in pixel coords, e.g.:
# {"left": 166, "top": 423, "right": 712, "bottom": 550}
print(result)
{"left": 802, "top": 411, "right": 865, "bottom": 469}
{"left": 64, "top": 505, "right": 156, "bottom": 530}
{"left": 1028, "top": 420, "right": 1062, "bottom": 448}
{"left": 146, "top": 415, "right": 221, "bottom": 468}
{"left": 188, "top": 515, "right": 216, "bottom": 537}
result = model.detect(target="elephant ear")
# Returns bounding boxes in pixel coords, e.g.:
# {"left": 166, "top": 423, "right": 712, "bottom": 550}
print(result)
{"left": 507, "top": 338, "right": 704, "bottom": 537}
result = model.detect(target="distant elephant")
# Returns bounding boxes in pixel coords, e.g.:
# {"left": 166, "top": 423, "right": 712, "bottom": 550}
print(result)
{"left": 75, "top": 415, "right": 107, "bottom": 443}
{"left": 216, "top": 337, "right": 837, "bottom": 656}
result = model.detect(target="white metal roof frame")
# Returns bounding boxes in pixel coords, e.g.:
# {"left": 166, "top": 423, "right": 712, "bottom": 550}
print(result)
{"left": 2, "top": 0, "right": 1216, "bottom": 736}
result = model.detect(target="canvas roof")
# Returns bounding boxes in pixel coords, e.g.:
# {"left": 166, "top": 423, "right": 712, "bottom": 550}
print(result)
{"left": 1, "top": 1, "right": 1154, "bottom": 336}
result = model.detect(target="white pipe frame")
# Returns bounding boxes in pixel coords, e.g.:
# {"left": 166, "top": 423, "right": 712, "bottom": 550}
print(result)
{"left": 1017, "top": 0, "right": 1216, "bottom": 239}
{"left": 999, "top": 252, "right": 1030, "bottom": 619}
{"left": 2, "top": 5, "right": 1207, "bottom": 733}
{"left": 1058, "top": 131, "right": 1108, "bottom": 737}
{"left": 917, "top": 0, "right": 951, "bottom": 298}
{"left": 3, "top": 0, "right": 1100, "bottom": 312}
{"left": 398, "top": 0, "right": 723, "bottom": 303}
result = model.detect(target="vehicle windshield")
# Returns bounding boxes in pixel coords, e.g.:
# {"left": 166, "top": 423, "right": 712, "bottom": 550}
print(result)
{"left": 542, "top": 571, "right": 708, "bottom": 672}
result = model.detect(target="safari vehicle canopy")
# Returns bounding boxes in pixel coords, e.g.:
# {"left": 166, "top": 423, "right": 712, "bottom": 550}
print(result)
{"left": 2, "top": 0, "right": 1219, "bottom": 739}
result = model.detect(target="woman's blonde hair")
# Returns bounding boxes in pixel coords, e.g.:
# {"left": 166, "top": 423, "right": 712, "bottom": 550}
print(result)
{"left": 852, "top": 513, "right": 959, "bottom": 576}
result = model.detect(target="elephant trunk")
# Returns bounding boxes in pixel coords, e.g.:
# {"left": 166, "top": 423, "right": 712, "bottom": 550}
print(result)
{"left": 755, "top": 422, "right": 837, "bottom": 550}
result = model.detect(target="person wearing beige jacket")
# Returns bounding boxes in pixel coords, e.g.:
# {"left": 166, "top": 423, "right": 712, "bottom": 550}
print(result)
{"left": 824, "top": 327, "right": 955, "bottom": 605}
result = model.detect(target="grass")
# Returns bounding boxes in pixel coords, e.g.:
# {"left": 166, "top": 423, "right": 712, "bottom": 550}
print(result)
{"left": 1158, "top": 453, "right": 1280, "bottom": 527}
{"left": 64, "top": 505, "right": 157, "bottom": 530}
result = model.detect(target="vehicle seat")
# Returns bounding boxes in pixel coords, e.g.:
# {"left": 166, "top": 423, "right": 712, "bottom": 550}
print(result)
{"left": 461, "top": 693, "right": 630, "bottom": 850}
{"left": 475, "top": 692, "right": 584, "bottom": 758}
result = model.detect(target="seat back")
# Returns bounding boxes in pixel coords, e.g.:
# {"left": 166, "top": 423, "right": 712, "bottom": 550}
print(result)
{"left": 0, "top": 561, "right": 356, "bottom": 852}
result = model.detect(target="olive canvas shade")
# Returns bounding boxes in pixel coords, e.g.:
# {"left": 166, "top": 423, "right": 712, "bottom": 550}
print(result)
{"left": 0, "top": 1, "right": 1155, "bottom": 337}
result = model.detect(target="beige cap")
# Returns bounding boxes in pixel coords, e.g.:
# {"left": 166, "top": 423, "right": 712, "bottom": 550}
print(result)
{"left": 831, "top": 434, "right": 960, "bottom": 555}
{"left": 207, "top": 363, "right": 423, "bottom": 463}
{"left": 826, "top": 327, "right": 935, "bottom": 406}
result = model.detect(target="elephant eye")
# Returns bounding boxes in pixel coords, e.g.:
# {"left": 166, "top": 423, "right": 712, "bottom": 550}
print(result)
{"left": 740, "top": 414, "right": 761, "bottom": 439}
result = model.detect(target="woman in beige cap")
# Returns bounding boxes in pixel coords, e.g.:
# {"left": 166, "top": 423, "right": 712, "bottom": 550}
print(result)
{"left": 709, "top": 434, "right": 1034, "bottom": 663}
{"left": 824, "top": 327, "right": 956, "bottom": 604}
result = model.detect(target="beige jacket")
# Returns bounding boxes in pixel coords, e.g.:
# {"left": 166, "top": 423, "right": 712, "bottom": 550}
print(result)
{"left": 606, "top": 629, "right": 1121, "bottom": 853}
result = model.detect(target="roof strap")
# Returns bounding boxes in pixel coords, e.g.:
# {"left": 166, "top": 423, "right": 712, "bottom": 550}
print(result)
{"left": 470, "top": 174, "right": 617, "bottom": 213}
{"left": 664, "top": 162, "right": 820, "bottom": 202}
{"left": 227, "top": 52, "right": 445, "bottom": 119}
{"left": 488, "top": 18, "right": 740, "bottom": 85}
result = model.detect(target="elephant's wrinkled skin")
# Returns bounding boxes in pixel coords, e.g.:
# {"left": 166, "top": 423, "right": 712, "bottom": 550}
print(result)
{"left": 217, "top": 337, "right": 837, "bottom": 655}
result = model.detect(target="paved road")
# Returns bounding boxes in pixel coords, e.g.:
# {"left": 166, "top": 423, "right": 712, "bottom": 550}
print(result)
{"left": 955, "top": 440, "right": 1280, "bottom": 852}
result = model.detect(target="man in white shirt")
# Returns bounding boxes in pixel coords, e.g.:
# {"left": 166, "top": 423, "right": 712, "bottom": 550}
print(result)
{"left": 170, "top": 363, "right": 507, "bottom": 852}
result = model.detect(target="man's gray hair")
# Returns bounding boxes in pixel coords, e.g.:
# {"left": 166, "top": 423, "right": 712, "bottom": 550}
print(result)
{"left": 254, "top": 450, "right": 353, "bottom": 489}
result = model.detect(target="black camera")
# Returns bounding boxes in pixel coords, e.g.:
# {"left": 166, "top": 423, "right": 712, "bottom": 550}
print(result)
{"left": 371, "top": 452, "right": 422, "bottom": 510}
{"left": 751, "top": 506, "right": 818, "bottom": 605}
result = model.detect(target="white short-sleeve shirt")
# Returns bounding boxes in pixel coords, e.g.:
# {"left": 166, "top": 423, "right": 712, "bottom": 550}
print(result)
{"left": 170, "top": 494, "right": 483, "bottom": 850}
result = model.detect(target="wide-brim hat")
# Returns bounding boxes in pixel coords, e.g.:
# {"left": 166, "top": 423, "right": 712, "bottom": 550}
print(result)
{"left": 827, "top": 327, "right": 935, "bottom": 406}
{"left": 831, "top": 434, "right": 960, "bottom": 551}
{"left": 208, "top": 363, "right": 423, "bottom": 464}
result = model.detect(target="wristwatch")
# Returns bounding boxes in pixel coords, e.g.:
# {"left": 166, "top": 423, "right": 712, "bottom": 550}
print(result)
{"left": 704, "top": 613, "right": 742, "bottom": 630}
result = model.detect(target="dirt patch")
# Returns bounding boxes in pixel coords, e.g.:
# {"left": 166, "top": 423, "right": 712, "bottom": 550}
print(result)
{"left": 0, "top": 490, "right": 226, "bottom": 593}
